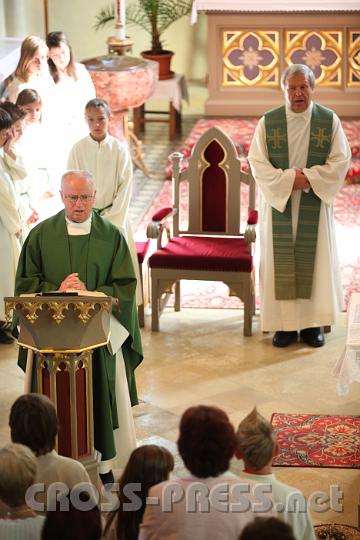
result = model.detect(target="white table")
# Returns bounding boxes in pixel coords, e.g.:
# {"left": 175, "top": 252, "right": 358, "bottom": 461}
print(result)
{"left": 132, "top": 73, "right": 189, "bottom": 141}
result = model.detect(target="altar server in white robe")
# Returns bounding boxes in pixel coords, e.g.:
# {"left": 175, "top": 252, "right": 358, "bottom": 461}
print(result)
{"left": 68, "top": 98, "right": 142, "bottom": 304}
{"left": 0, "top": 109, "right": 23, "bottom": 344}
{"left": 248, "top": 64, "right": 351, "bottom": 348}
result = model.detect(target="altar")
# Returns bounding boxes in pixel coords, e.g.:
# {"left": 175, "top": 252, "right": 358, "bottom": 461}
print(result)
{"left": 192, "top": 0, "right": 360, "bottom": 116}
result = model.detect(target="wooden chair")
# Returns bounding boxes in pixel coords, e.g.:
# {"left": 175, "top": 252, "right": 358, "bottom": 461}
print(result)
{"left": 135, "top": 240, "right": 150, "bottom": 328}
{"left": 147, "top": 126, "right": 258, "bottom": 336}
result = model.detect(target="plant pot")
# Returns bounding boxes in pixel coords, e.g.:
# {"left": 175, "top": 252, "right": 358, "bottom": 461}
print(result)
{"left": 141, "top": 50, "right": 174, "bottom": 80}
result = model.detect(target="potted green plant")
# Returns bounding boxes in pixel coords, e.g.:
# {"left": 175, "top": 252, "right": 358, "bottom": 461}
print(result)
{"left": 95, "top": 0, "right": 193, "bottom": 79}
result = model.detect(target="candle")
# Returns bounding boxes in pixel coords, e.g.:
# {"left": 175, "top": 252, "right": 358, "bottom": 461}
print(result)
{"left": 121, "top": 0, "right": 126, "bottom": 40}
{"left": 114, "top": 0, "right": 126, "bottom": 40}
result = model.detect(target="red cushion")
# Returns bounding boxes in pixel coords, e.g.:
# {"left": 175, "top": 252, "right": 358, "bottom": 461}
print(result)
{"left": 136, "top": 240, "right": 150, "bottom": 263}
{"left": 152, "top": 207, "right": 173, "bottom": 222}
{"left": 149, "top": 236, "right": 252, "bottom": 272}
{"left": 247, "top": 210, "right": 258, "bottom": 225}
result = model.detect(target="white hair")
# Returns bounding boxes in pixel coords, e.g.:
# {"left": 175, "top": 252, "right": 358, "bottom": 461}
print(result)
{"left": 281, "top": 64, "right": 316, "bottom": 91}
{"left": 61, "top": 170, "right": 95, "bottom": 190}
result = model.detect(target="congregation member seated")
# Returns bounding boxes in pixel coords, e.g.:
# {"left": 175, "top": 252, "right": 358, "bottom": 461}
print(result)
{"left": 139, "top": 405, "right": 273, "bottom": 540}
{"left": 41, "top": 488, "right": 101, "bottom": 540}
{"left": 103, "top": 444, "right": 174, "bottom": 540}
{"left": 235, "top": 408, "right": 316, "bottom": 540}
{"left": 239, "top": 517, "right": 296, "bottom": 540}
{"left": 0, "top": 442, "right": 45, "bottom": 539}
{"left": 9, "top": 393, "right": 92, "bottom": 511}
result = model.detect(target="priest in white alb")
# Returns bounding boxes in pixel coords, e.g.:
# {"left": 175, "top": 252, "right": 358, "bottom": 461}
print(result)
{"left": 248, "top": 64, "right": 351, "bottom": 348}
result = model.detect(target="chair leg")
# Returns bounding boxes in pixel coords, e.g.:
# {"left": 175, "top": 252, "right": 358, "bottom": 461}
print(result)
{"left": 137, "top": 261, "right": 146, "bottom": 328}
{"left": 174, "top": 281, "right": 181, "bottom": 312}
{"left": 243, "top": 297, "right": 252, "bottom": 337}
{"left": 138, "top": 304, "right": 145, "bottom": 328}
{"left": 151, "top": 277, "right": 160, "bottom": 332}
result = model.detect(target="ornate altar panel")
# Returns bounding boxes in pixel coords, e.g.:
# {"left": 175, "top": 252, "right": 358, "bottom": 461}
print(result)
{"left": 198, "top": 2, "right": 360, "bottom": 116}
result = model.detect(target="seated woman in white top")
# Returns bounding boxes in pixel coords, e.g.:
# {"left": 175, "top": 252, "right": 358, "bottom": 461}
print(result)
{"left": 7, "top": 36, "right": 54, "bottom": 117}
{"left": 46, "top": 31, "right": 96, "bottom": 176}
{"left": 9, "top": 394, "right": 92, "bottom": 513}
{"left": 0, "top": 443, "right": 45, "bottom": 540}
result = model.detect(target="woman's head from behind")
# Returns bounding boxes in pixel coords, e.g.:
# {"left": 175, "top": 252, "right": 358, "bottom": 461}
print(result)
{"left": 42, "top": 489, "right": 101, "bottom": 540}
{"left": 15, "top": 36, "right": 48, "bottom": 81}
{"left": 46, "top": 31, "right": 76, "bottom": 81}
{"left": 0, "top": 442, "right": 37, "bottom": 508}
{"left": 106, "top": 444, "right": 174, "bottom": 540}
{"left": 178, "top": 405, "right": 237, "bottom": 478}
{"left": 9, "top": 393, "right": 59, "bottom": 456}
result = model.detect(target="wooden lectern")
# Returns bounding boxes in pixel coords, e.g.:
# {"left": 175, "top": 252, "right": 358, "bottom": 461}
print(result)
{"left": 5, "top": 294, "right": 112, "bottom": 483}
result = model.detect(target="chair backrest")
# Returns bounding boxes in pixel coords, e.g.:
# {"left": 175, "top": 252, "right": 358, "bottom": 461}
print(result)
{"left": 172, "top": 126, "right": 254, "bottom": 237}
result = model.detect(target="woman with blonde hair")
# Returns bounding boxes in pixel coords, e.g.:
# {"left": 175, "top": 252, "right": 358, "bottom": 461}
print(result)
{"left": 0, "top": 442, "right": 45, "bottom": 539}
{"left": 7, "top": 36, "right": 54, "bottom": 108}
{"left": 46, "top": 31, "right": 95, "bottom": 173}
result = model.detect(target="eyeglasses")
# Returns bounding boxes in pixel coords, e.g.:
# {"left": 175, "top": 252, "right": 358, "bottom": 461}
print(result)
{"left": 63, "top": 194, "right": 94, "bottom": 203}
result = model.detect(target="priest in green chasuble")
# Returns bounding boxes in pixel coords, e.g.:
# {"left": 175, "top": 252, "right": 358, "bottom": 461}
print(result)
{"left": 248, "top": 64, "right": 351, "bottom": 348}
{"left": 15, "top": 170, "right": 143, "bottom": 483}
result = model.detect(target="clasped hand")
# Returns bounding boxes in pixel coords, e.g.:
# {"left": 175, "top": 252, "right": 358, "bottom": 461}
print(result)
{"left": 293, "top": 168, "right": 310, "bottom": 191}
{"left": 58, "top": 273, "right": 86, "bottom": 292}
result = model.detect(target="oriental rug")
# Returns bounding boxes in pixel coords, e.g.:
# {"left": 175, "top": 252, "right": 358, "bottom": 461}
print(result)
{"left": 164, "top": 118, "right": 360, "bottom": 184}
{"left": 270, "top": 412, "right": 360, "bottom": 468}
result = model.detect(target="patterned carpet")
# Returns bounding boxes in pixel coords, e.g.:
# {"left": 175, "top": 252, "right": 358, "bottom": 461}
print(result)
{"left": 271, "top": 413, "right": 360, "bottom": 468}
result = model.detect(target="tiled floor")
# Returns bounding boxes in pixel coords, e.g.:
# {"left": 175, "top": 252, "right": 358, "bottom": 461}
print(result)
{"left": 0, "top": 87, "right": 359, "bottom": 527}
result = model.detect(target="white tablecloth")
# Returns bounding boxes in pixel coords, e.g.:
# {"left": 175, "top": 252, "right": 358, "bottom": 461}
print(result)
{"left": 150, "top": 73, "right": 189, "bottom": 112}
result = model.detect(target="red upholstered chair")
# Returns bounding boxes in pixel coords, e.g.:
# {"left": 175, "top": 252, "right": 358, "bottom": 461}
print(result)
{"left": 136, "top": 240, "right": 150, "bottom": 328}
{"left": 147, "top": 126, "right": 257, "bottom": 336}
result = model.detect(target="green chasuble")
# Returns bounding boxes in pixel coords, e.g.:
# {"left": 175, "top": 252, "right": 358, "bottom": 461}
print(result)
{"left": 15, "top": 210, "right": 143, "bottom": 461}
{"left": 265, "top": 103, "right": 333, "bottom": 300}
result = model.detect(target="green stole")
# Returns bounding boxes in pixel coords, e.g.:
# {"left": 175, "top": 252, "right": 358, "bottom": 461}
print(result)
{"left": 265, "top": 103, "right": 333, "bottom": 300}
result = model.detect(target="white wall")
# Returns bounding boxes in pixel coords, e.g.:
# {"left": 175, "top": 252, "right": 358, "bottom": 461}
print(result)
{"left": 0, "top": 1, "right": 208, "bottom": 80}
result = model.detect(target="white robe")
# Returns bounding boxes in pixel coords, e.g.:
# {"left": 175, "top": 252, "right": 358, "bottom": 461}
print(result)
{"left": 7, "top": 71, "right": 55, "bottom": 122}
{"left": 248, "top": 102, "right": 351, "bottom": 331}
{"left": 0, "top": 148, "right": 22, "bottom": 320}
{"left": 50, "top": 63, "right": 96, "bottom": 185}
{"left": 68, "top": 134, "right": 142, "bottom": 304}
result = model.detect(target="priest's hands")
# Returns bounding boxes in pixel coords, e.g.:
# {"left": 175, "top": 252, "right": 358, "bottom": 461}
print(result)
{"left": 293, "top": 168, "right": 310, "bottom": 191}
{"left": 58, "top": 273, "right": 87, "bottom": 292}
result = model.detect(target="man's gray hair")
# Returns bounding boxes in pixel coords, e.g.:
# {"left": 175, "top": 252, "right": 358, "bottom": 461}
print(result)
{"left": 61, "top": 170, "right": 95, "bottom": 189}
{"left": 281, "top": 64, "right": 316, "bottom": 91}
